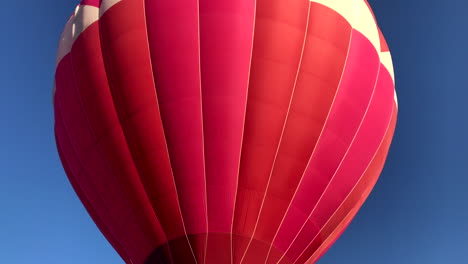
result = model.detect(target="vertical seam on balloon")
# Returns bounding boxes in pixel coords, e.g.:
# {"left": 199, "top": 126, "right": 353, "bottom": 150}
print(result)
{"left": 141, "top": 0, "right": 198, "bottom": 262}
{"left": 56, "top": 118, "right": 130, "bottom": 259}
{"left": 303, "top": 105, "right": 396, "bottom": 264}
{"left": 195, "top": 0, "right": 209, "bottom": 263}
{"left": 306, "top": 107, "right": 396, "bottom": 264}
{"left": 54, "top": 94, "right": 135, "bottom": 263}
{"left": 68, "top": 36, "right": 156, "bottom": 255}
{"left": 237, "top": 3, "right": 313, "bottom": 264}
{"left": 54, "top": 6, "right": 133, "bottom": 262}
{"left": 97, "top": 3, "right": 173, "bottom": 262}
{"left": 55, "top": 123, "right": 131, "bottom": 263}
{"left": 231, "top": 1, "right": 258, "bottom": 263}
{"left": 262, "top": 24, "right": 354, "bottom": 264}
{"left": 281, "top": 60, "right": 382, "bottom": 264}
{"left": 69, "top": 49, "right": 156, "bottom": 256}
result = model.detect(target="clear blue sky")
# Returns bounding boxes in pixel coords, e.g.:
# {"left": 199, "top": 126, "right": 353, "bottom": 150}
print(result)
{"left": 0, "top": 0, "right": 467, "bottom": 263}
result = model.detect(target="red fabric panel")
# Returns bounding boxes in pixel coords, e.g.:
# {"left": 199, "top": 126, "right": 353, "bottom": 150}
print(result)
{"left": 303, "top": 102, "right": 398, "bottom": 264}
{"left": 198, "top": 0, "right": 255, "bottom": 262}
{"left": 308, "top": 65, "right": 395, "bottom": 229}
{"left": 55, "top": 117, "right": 149, "bottom": 264}
{"left": 239, "top": 3, "right": 353, "bottom": 263}
{"left": 54, "top": 56, "right": 155, "bottom": 263}
{"left": 249, "top": 28, "right": 380, "bottom": 262}
{"left": 277, "top": 63, "right": 395, "bottom": 263}
{"left": 144, "top": 1, "right": 208, "bottom": 262}
{"left": 69, "top": 20, "right": 168, "bottom": 248}
{"left": 98, "top": 0, "right": 195, "bottom": 262}
{"left": 80, "top": 0, "right": 100, "bottom": 7}
{"left": 56, "top": 136, "right": 131, "bottom": 263}
{"left": 231, "top": 0, "right": 310, "bottom": 262}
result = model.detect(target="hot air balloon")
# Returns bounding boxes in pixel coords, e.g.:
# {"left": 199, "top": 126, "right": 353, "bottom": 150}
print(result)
{"left": 53, "top": 0, "right": 397, "bottom": 263}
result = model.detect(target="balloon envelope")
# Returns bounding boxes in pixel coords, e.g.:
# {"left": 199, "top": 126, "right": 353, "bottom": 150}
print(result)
{"left": 54, "top": 0, "right": 397, "bottom": 263}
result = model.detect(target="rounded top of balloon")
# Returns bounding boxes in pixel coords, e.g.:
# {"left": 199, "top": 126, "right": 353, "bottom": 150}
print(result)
{"left": 53, "top": 0, "right": 397, "bottom": 263}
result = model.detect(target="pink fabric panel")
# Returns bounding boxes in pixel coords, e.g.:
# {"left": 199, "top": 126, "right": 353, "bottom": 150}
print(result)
{"left": 302, "top": 104, "right": 398, "bottom": 264}
{"left": 198, "top": 0, "right": 255, "bottom": 262}
{"left": 309, "top": 65, "right": 395, "bottom": 228}
{"left": 239, "top": 3, "right": 354, "bottom": 262}
{"left": 269, "top": 30, "right": 380, "bottom": 257}
{"left": 279, "top": 63, "right": 395, "bottom": 262}
{"left": 231, "top": 0, "right": 310, "bottom": 262}
{"left": 144, "top": 0, "right": 207, "bottom": 261}
{"left": 233, "top": 0, "right": 310, "bottom": 235}
{"left": 199, "top": 0, "right": 255, "bottom": 233}
{"left": 200, "top": 0, "right": 255, "bottom": 233}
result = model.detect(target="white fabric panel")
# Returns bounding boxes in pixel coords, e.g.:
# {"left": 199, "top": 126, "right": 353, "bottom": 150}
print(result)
{"left": 310, "top": 0, "right": 380, "bottom": 59}
{"left": 55, "top": 5, "right": 99, "bottom": 67}
{"left": 99, "top": 0, "right": 122, "bottom": 17}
